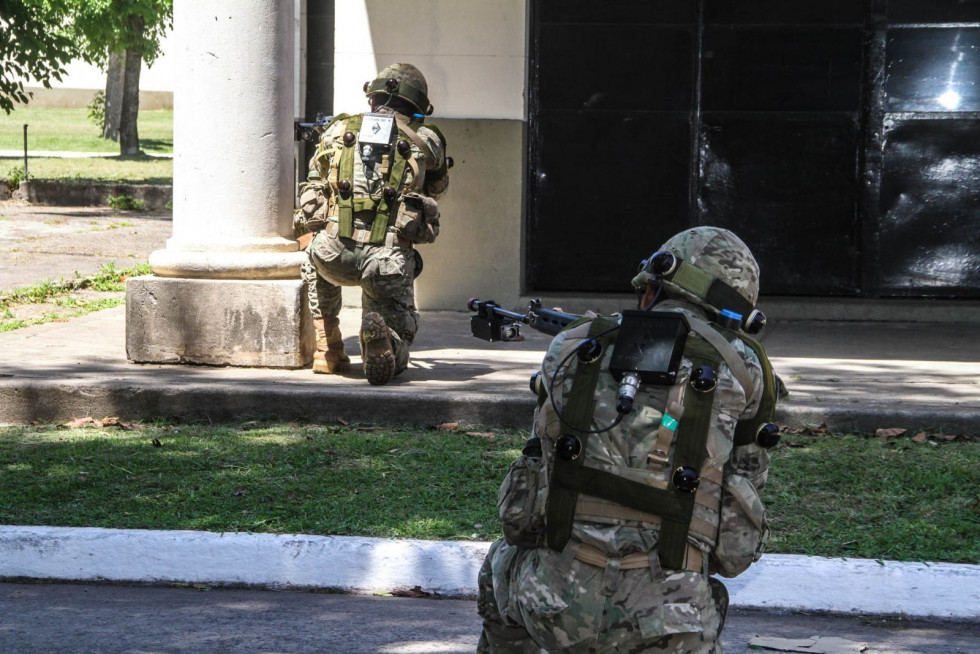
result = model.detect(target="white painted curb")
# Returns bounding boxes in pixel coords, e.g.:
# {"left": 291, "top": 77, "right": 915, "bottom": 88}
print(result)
{"left": 1, "top": 526, "right": 978, "bottom": 619}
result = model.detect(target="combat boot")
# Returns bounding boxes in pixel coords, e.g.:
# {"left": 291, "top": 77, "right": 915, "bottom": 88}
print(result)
{"left": 359, "top": 312, "right": 396, "bottom": 386}
{"left": 312, "top": 316, "right": 350, "bottom": 374}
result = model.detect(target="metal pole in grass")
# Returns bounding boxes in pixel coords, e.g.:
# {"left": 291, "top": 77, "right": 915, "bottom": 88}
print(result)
{"left": 22, "top": 124, "right": 28, "bottom": 180}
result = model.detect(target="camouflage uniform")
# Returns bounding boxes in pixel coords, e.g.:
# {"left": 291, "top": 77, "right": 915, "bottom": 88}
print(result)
{"left": 478, "top": 228, "right": 773, "bottom": 653}
{"left": 296, "top": 63, "right": 449, "bottom": 384}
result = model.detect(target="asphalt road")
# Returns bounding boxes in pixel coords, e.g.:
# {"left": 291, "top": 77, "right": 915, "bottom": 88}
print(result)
{"left": 1, "top": 582, "right": 978, "bottom": 654}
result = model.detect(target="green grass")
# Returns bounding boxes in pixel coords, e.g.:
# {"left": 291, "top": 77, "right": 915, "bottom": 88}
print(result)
{"left": 0, "top": 262, "right": 150, "bottom": 332}
{"left": 2, "top": 155, "right": 172, "bottom": 185}
{"left": 765, "top": 430, "right": 979, "bottom": 564}
{"left": 0, "top": 423, "right": 523, "bottom": 541}
{"left": 0, "top": 107, "right": 173, "bottom": 154}
{"left": 0, "top": 422, "right": 977, "bottom": 563}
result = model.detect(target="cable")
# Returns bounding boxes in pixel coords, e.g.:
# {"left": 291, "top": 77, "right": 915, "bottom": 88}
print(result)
{"left": 546, "top": 324, "right": 626, "bottom": 436}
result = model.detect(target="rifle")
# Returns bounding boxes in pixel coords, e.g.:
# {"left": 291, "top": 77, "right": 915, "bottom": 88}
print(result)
{"left": 467, "top": 298, "right": 581, "bottom": 342}
{"left": 294, "top": 113, "right": 334, "bottom": 143}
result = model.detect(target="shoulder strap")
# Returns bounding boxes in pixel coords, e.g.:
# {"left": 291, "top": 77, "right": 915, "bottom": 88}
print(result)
{"left": 336, "top": 114, "right": 361, "bottom": 239}
{"left": 686, "top": 317, "right": 753, "bottom": 397}
{"left": 394, "top": 115, "right": 436, "bottom": 169}
{"left": 733, "top": 333, "right": 778, "bottom": 446}
{"left": 544, "top": 317, "right": 619, "bottom": 551}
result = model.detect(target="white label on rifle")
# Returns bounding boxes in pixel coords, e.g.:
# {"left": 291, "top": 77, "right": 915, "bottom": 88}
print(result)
{"left": 358, "top": 113, "right": 395, "bottom": 146}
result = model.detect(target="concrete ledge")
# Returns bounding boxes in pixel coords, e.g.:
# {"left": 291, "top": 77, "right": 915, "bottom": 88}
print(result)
{"left": 0, "top": 380, "right": 537, "bottom": 428}
{"left": 13, "top": 180, "right": 172, "bottom": 209}
{"left": 1, "top": 526, "right": 977, "bottom": 618}
{"left": 3, "top": 375, "right": 976, "bottom": 434}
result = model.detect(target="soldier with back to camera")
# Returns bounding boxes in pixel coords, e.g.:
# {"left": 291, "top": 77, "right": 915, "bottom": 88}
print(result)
{"left": 295, "top": 63, "right": 450, "bottom": 385}
{"left": 478, "top": 226, "right": 780, "bottom": 653}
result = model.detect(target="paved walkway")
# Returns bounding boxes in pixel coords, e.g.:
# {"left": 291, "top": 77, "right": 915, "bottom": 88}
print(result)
{"left": 0, "top": 149, "right": 172, "bottom": 158}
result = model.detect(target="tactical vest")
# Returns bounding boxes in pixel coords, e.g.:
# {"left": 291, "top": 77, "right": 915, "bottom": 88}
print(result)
{"left": 313, "top": 112, "right": 445, "bottom": 245}
{"left": 541, "top": 312, "right": 776, "bottom": 572}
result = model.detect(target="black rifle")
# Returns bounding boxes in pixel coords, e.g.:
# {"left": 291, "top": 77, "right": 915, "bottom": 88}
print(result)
{"left": 467, "top": 298, "right": 581, "bottom": 342}
{"left": 294, "top": 113, "right": 334, "bottom": 143}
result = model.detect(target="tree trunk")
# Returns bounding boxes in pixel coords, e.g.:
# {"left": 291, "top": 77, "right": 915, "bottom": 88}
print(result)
{"left": 119, "top": 47, "right": 143, "bottom": 155}
{"left": 103, "top": 51, "right": 124, "bottom": 141}
{"left": 118, "top": 14, "right": 145, "bottom": 156}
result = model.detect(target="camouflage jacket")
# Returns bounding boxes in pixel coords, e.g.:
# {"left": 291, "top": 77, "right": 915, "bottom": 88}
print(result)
{"left": 499, "top": 300, "right": 771, "bottom": 577}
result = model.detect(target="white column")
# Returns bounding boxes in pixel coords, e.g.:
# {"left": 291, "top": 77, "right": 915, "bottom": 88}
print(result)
{"left": 151, "top": 0, "right": 301, "bottom": 279}
{"left": 127, "top": 0, "right": 313, "bottom": 368}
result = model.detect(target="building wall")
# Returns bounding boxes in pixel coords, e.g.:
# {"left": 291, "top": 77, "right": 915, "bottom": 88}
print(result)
{"left": 332, "top": 0, "right": 528, "bottom": 311}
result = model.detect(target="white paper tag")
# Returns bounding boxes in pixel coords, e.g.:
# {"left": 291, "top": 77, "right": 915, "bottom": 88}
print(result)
{"left": 358, "top": 113, "right": 395, "bottom": 146}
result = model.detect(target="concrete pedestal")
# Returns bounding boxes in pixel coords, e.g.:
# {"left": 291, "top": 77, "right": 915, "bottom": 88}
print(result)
{"left": 126, "top": 276, "right": 313, "bottom": 368}
{"left": 126, "top": 1, "right": 311, "bottom": 368}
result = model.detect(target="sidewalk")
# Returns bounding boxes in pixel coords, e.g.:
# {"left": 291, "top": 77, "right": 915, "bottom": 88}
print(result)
{"left": 1, "top": 201, "right": 979, "bottom": 623}
{"left": 0, "top": 149, "right": 172, "bottom": 158}
{"left": 2, "top": 303, "right": 978, "bottom": 434}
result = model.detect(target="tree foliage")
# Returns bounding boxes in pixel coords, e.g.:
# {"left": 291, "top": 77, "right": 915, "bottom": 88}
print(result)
{"left": 72, "top": 0, "right": 172, "bottom": 67}
{"left": 0, "top": 0, "right": 172, "bottom": 116}
{"left": 0, "top": 0, "right": 77, "bottom": 114}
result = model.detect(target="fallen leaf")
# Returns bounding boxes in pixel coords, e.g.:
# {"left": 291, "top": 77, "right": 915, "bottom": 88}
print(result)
{"left": 436, "top": 422, "right": 459, "bottom": 431}
{"left": 933, "top": 433, "right": 963, "bottom": 441}
{"left": 101, "top": 416, "right": 121, "bottom": 427}
{"left": 390, "top": 585, "right": 437, "bottom": 598}
{"left": 466, "top": 431, "right": 495, "bottom": 440}
{"left": 64, "top": 417, "right": 100, "bottom": 428}
{"left": 912, "top": 432, "right": 928, "bottom": 443}
{"left": 875, "top": 427, "right": 907, "bottom": 439}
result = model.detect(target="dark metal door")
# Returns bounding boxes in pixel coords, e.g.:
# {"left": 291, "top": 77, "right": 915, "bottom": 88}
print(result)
{"left": 526, "top": 0, "right": 980, "bottom": 298}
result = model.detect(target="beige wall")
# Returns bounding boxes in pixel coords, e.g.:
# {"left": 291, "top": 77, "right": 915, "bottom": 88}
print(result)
{"left": 334, "top": 0, "right": 529, "bottom": 311}
{"left": 334, "top": 0, "right": 527, "bottom": 120}
{"left": 415, "top": 118, "right": 524, "bottom": 311}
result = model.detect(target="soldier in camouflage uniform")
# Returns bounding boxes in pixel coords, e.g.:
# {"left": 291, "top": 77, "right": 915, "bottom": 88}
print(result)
{"left": 295, "top": 63, "right": 450, "bottom": 385}
{"left": 478, "top": 227, "right": 778, "bottom": 653}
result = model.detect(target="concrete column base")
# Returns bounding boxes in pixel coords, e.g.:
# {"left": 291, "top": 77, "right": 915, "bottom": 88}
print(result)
{"left": 126, "top": 276, "right": 314, "bottom": 368}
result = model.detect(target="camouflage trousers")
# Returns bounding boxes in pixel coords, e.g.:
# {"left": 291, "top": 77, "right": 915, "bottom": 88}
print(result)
{"left": 477, "top": 540, "right": 727, "bottom": 653}
{"left": 304, "top": 229, "right": 419, "bottom": 371}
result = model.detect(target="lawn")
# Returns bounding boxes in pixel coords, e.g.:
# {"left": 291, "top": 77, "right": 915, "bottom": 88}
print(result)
{"left": 0, "top": 107, "right": 173, "bottom": 154}
{"left": 1, "top": 422, "right": 977, "bottom": 564}
{"left": 1, "top": 155, "right": 172, "bottom": 185}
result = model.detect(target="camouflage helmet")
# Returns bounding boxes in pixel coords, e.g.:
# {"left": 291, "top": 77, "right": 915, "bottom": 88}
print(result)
{"left": 632, "top": 226, "right": 760, "bottom": 311}
{"left": 364, "top": 63, "right": 433, "bottom": 116}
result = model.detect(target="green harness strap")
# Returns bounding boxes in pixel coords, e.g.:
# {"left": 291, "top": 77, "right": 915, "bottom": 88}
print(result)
{"left": 336, "top": 115, "right": 361, "bottom": 239}
{"left": 544, "top": 317, "right": 619, "bottom": 551}
{"left": 655, "top": 337, "right": 720, "bottom": 570}
{"left": 369, "top": 120, "right": 419, "bottom": 244}
{"left": 732, "top": 332, "right": 778, "bottom": 446}
{"left": 545, "top": 326, "right": 723, "bottom": 572}
{"left": 336, "top": 115, "right": 422, "bottom": 244}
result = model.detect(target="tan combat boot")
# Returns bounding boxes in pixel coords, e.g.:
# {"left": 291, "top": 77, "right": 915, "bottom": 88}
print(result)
{"left": 359, "top": 312, "right": 396, "bottom": 386}
{"left": 312, "top": 316, "right": 351, "bottom": 374}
